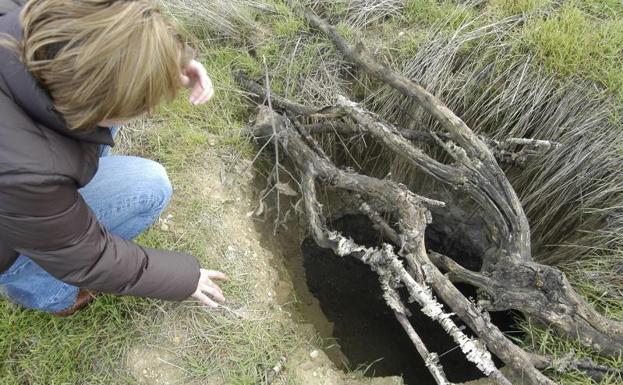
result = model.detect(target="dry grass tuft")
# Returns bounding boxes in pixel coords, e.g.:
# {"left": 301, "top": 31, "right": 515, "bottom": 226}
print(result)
{"left": 306, "top": 0, "right": 408, "bottom": 28}
{"left": 161, "top": 0, "right": 275, "bottom": 43}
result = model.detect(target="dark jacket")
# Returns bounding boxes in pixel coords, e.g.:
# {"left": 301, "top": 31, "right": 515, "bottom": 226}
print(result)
{"left": 0, "top": 3, "right": 200, "bottom": 300}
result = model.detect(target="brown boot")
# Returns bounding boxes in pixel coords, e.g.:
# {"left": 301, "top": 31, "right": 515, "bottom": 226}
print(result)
{"left": 55, "top": 289, "right": 97, "bottom": 317}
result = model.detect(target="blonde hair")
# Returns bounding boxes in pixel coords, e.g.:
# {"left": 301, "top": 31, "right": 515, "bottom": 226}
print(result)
{"left": 8, "top": 0, "right": 192, "bottom": 131}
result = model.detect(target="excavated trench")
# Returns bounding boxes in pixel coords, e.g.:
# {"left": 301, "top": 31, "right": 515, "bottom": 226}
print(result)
{"left": 275, "top": 213, "right": 523, "bottom": 385}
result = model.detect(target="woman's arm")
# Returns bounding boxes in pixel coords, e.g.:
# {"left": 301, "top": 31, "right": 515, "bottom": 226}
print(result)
{"left": 0, "top": 177, "right": 201, "bottom": 300}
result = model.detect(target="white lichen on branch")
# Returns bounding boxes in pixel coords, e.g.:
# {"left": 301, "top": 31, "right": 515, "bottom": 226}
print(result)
{"left": 330, "top": 232, "right": 500, "bottom": 378}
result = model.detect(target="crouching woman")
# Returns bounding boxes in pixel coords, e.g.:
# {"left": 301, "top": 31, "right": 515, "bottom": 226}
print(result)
{"left": 0, "top": 0, "right": 226, "bottom": 315}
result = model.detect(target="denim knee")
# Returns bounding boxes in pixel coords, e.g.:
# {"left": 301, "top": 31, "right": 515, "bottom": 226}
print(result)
{"left": 138, "top": 160, "right": 173, "bottom": 215}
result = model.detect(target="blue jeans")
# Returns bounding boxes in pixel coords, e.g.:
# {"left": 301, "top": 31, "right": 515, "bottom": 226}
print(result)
{"left": 0, "top": 127, "right": 173, "bottom": 313}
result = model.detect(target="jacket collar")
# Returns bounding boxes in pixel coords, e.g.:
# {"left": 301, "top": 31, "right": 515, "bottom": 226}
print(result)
{"left": 0, "top": 8, "right": 114, "bottom": 146}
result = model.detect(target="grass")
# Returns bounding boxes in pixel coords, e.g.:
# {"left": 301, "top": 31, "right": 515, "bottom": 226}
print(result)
{"left": 2, "top": 0, "right": 623, "bottom": 384}
{"left": 487, "top": 0, "right": 553, "bottom": 16}
{"left": 520, "top": 320, "right": 623, "bottom": 384}
{"left": 521, "top": 2, "right": 623, "bottom": 101}
{"left": 404, "top": 0, "right": 477, "bottom": 29}
{"left": 0, "top": 296, "right": 145, "bottom": 384}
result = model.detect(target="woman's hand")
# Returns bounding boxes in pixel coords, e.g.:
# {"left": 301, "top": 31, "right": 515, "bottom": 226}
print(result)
{"left": 192, "top": 269, "right": 228, "bottom": 308}
{"left": 181, "top": 59, "right": 214, "bottom": 105}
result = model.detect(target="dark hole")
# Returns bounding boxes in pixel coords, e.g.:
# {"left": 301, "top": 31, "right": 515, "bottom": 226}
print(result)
{"left": 302, "top": 214, "right": 522, "bottom": 385}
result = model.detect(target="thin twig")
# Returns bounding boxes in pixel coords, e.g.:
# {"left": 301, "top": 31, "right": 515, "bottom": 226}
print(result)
{"left": 395, "top": 311, "right": 453, "bottom": 385}
{"left": 263, "top": 57, "right": 281, "bottom": 235}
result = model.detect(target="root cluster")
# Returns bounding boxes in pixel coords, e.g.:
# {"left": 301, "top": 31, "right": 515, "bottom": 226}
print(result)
{"left": 237, "top": 4, "right": 623, "bottom": 384}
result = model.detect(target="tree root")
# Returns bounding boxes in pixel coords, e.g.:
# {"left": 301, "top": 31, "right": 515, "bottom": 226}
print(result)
{"left": 250, "top": 105, "right": 541, "bottom": 384}
{"left": 237, "top": 71, "right": 559, "bottom": 168}
{"left": 234, "top": 3, "right": 623, "bottom": 384}
{"left": 430, "top": 251, "right": 623, "bottom": 356}
{"left": 528, "top": 352, "right": 622, "bottom": 382}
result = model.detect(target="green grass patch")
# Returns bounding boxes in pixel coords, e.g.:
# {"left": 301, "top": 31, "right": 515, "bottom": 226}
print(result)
{"left": 577, "top": 0, "right": 623, "bottom": 18}
{"left": 404, "top": 0, "right": 477, "bottom": 29}
{"left": 487, "top": 0, "right": 553, "bottom": 16}
{"left": 0, "top": 296, "right": 145, "bottom": 385}
{"left": 521, "top": 2, "right": 623, "bottom": 100}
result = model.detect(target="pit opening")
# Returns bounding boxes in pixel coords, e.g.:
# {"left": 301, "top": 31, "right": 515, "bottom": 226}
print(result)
{"left": 301, "top": 214, "right": 523, "bottom": 385}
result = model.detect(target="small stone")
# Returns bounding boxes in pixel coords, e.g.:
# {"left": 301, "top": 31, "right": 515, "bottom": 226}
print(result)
{"left": 310, "top": 350, "right": 320, "bottom": 359}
